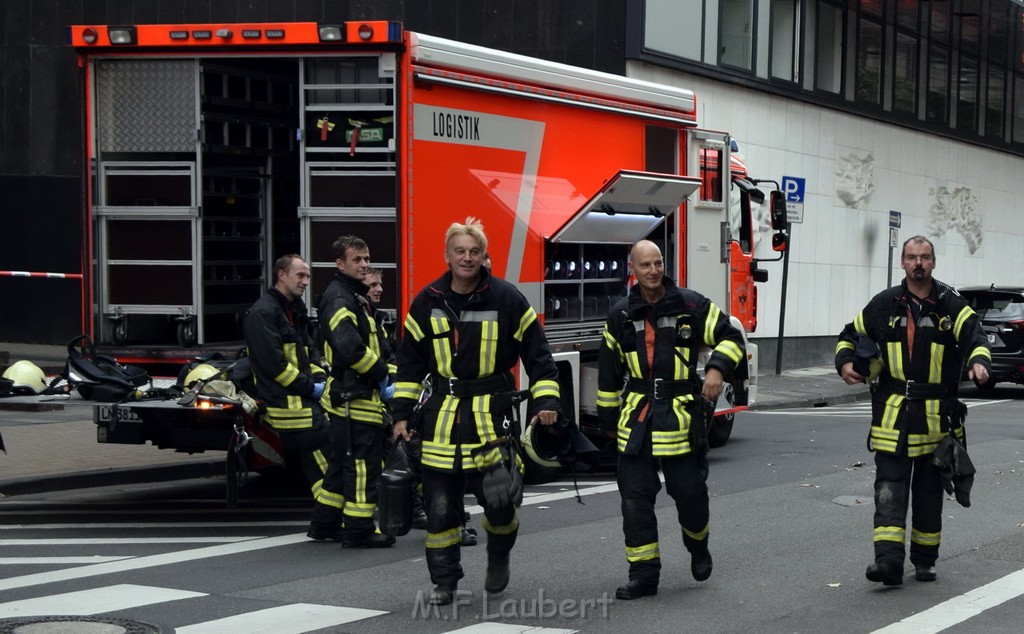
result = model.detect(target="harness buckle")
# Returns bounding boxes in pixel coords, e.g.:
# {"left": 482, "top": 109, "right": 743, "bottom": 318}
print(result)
{"left": 653, "top": 378, "right": 664, "bottom": 400}
{"left": 448, "top": 376, "right": 458, "bottom": 396}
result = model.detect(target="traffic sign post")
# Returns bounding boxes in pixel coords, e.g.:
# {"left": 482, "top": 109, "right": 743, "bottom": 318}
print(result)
{"left": 775, "top": 176, "right": 806, "bottom": 375}
{"left": 887, "top": 211, "right": 900, "bottom": 288}
{"left": 781, "top": 176, "right": 806, "bottom": 203}
{"left": 786, "top": 202, "right": 804, "bottom": 223}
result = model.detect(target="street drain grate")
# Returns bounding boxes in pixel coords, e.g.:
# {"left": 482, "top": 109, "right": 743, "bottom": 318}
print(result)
{"left": 0, "top": 617, "right": 162, "bottom": 634}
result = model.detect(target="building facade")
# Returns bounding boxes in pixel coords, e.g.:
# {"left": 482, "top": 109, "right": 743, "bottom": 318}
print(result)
{"left": 627, "top": 0, "right": 1024, "bottom": 364}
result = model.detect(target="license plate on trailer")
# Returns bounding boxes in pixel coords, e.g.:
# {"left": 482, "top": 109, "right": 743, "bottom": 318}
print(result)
{"left": 95, "top": 405, "right": 142, "bottom": 424}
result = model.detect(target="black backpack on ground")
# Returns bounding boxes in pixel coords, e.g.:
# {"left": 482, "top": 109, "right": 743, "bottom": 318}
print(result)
{"left": 59, "top": 335, "right": 150, "bottom": 402}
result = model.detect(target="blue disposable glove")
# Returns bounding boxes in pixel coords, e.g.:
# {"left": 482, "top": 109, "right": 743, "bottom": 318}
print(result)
{"left": 311, "top": 382, "right": 326, "bottom": 400}
{"left": 378, "top": 376, "right": 395, "bottom": 403}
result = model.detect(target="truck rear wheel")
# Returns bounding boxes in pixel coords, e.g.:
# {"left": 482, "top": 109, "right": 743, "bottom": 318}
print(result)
{"left": 177, "top": 319, "right": 197, "bottom": 348}
{"left": 112, "top": 317, "right": 129, "bottom": 345}
{"left": 707, "top": 382, "right": 736, "bottom": 448}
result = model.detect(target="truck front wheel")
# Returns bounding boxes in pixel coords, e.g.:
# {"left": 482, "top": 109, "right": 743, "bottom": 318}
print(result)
{"left": 707, "top": 382, "right": 736, "bottom": 448}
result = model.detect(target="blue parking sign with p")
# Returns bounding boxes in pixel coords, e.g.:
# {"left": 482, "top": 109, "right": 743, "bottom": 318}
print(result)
{"left": 781, "top": 176, "right": 806, "bottom": 203}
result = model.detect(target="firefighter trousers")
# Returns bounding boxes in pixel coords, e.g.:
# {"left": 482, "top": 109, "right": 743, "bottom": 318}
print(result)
{"left": 279, "top": 424, "right": 345, "bottom": 528}
{"left": 323, "top": 413, "right": 386, "bottom": 537}
{"left": 873, "top": 452, "right": 944, "bottom": 569}
{"left": 422, "top": 466, "right": 518, "bottom": 589}
{"left": 617, "top": 431, "right": 710, "bottom": 584}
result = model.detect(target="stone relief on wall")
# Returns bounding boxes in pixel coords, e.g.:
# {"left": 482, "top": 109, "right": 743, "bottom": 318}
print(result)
{"left": 926, "top": 183, "right": 983, "bottom": 254}
{"left": 835, "top": 150, "right": 876, "bottom": 209}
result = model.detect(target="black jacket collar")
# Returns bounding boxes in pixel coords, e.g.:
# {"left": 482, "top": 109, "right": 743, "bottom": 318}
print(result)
{"left": 427, "top": 266, "right": 494, "bottom": 301}
{"left": 627, "top": 276, "right": 686, "bottom": 316}
{"left": 267, "top": 287, "right": 308, "bottom": 313}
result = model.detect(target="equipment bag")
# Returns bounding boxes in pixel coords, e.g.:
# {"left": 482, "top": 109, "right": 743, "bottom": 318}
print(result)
{"left": 60, "top": 335, "right": 150, "bottom": 402}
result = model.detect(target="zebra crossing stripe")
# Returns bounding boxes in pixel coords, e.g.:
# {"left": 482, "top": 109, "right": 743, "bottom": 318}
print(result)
{"left": 442, "top": 623, "right": 577, "bottom": 633}
{"left": 0, "top": 533, "right": 309, "bottom": 592}
{"left": 0, "top": 583, "right": 205, "bottom": 618}
{"left": 871, "top": 568, "right": 1024, "bottom": 633}
{"left": 0, "top": 557, "right": 133, "bottom": 564}
{"left": 175, "top": 604, "right": 386, "bottom": 634}
{"left": 0, "top": 537, "right": 260, "bottom": 545}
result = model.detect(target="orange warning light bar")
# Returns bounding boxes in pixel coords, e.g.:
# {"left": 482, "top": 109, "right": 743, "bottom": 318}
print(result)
{"left": 68, "top": 21, "right": 402, "bottom": 48}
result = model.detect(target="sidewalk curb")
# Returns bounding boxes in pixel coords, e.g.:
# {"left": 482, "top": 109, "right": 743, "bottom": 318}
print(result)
{"left": 750, "top": 392, "right": 870, "bottom": 412}
{"left": 0, "top": 459, "right": 225, "bottom": 498}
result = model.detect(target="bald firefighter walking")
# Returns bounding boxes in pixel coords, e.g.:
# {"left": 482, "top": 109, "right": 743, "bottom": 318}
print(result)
{"left": 598, "top": 240, "right": 745, "bottom": 600}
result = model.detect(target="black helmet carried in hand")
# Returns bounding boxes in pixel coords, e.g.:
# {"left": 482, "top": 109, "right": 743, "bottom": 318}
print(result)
{"left": 523, "top": 419, "right": 570, "bottom": 469}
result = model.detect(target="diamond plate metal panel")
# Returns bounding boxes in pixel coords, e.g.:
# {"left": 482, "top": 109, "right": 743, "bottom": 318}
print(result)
{"left": 96, "top": 60, "right": 196, "bottom": 153}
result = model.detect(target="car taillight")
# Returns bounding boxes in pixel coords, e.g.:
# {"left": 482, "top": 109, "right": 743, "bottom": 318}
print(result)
{"left": 1008, "top": 319, "right": 1024, "bottom": 332}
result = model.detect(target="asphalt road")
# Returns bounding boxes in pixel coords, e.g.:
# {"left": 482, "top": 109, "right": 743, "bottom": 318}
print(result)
{"left": 1, "top": 392, "right": 1023, "bottom": 633}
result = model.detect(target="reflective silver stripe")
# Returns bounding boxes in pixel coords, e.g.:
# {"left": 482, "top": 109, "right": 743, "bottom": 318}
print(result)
{"left": 461, "top": 310, "right": 499, "bottom": 322}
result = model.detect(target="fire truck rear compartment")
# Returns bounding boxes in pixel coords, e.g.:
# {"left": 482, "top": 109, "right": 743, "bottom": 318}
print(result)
{"left": 93, "top": 54, "right": 399, "bottom": 349}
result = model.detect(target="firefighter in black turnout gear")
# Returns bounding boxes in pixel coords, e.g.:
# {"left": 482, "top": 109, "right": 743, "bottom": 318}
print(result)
{"left": 392, "top": 217, "right": 561, "bottom": 606}
{"left": 243, "top": 254, "right": 342, "bottom": 540}
{"left": 598, "top": 240, "right": 745, "bottom": 600}
{"left": 318, "top": 235, "right": 396, "bottom": 548}
{"left": 837, "top": 235, "right": 990, "bottom": 585}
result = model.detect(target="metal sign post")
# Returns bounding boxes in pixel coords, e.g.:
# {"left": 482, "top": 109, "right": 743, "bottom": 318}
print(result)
{"left": 888, "top": 211, "right": 901, "bottom": 288}
{"left": 774, "top": 176, "right": 805, "bottom": 375}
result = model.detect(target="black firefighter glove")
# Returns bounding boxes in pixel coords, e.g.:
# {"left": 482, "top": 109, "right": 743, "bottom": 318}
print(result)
{"left": 689, "top": 396, "right": 714, "bottom": 456}
{"left": 476, "top": 447, "right": 514, "bottom": 510}
{"left": 932, "top": 434, "right": 976, "bottom": 508}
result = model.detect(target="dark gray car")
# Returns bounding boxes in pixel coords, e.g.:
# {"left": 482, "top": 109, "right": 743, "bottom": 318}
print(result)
{"left": 959, "top": 285, "right": 1024, "bottom": 389}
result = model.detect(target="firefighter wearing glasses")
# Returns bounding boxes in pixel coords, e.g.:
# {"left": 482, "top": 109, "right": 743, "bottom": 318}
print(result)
{"left": 392, "top": 217, "right": 561, "bottom": 606}
{"left": 598, "top": 240, "right": 745, "bottom": 600}
{"left": 836, "top": 235, "right": 990, "bottom": 585}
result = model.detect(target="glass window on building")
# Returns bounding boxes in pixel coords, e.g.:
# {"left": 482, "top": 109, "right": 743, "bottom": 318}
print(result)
{"left": 896, "top": 0, "right": 919, "bottom": 31}
{"left": 1013, "top": 75, "right": 1024, "bottom": 144}
{"left": 893, "top": 31, "right": 918, "bottom": 116}
{"left": 771, "top": 0, "right": 801, "bottom": 82}
{"left": 986, "top": 66, "right": 1006, "bottom": 139}
{"left": 956, "top": 55, "right": 979, "bottom": 133}
{"left": 645, "top": 0, "right": 704, "bottom": 62}
{"left": 957, "top": 0, "right": 981, "bottom": 57}
{"left": 816, "top": 2, "right": 844, "bottom": 94}
{"left": 856, "top": 17, "right": 883, "bottom": 105}
{"left": 855, "top": 0, "right": 882, "bottom": 18}
{"left": 1016, "top": 8, "right": 1024, "bottom": 74}
{"left": 720, "top": 0, "right": 755, "bottom": 70}
{"left": 929, "top": 0, "right": 951, "bottom": 45}
{"left": 986, "top": 3, "right": 1010, "bottom": 67}
{"left": 927, "top": 45, "right": 950, "bottom": 123}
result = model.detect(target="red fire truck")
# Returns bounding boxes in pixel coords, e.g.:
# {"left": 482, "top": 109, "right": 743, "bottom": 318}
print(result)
{"left": 68, "top": 20, "right": 785, "bottom": 476}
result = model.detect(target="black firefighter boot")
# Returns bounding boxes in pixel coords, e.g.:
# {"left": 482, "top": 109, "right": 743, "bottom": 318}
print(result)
{"left": 306, "top": 502, "right": 345, "bottom": 542}
{"left": 426, "top": 544, "right": 463, "bottom": 606}
{"left": 689, "top": 539, "right": 713, "bottom": 581}
{"left": 484, "top": 551, "right": 511, "bottom": 594}
{"left": 341, "top": 517, "right": 395, "bottom": 548}
{"left": 617, "top": 556, "right": 660, "bottom": 599}
{"left": 615, "top": 578, "right": 658, "bottom": 600}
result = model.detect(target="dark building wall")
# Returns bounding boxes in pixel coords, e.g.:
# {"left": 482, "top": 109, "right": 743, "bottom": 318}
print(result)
{"left": 0, "top": 0, "right": 622, "bottom": 343}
